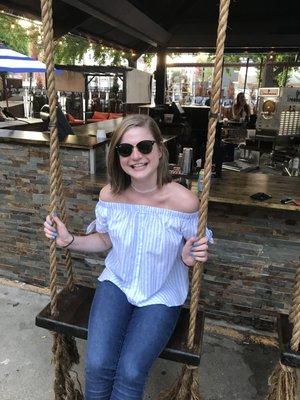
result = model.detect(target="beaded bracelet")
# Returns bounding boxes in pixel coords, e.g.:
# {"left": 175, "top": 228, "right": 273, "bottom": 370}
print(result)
{"left": 62, "top": 234, "right": 75, "bottom": 248}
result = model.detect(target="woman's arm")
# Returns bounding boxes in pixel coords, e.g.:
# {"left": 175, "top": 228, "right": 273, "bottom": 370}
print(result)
{"left": 44, "top": 214, "right": 112, "bottom": 253}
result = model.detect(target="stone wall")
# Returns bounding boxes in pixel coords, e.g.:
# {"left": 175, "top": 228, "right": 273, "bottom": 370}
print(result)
{"left": 0, "top": 141, "right": 299, "bottom": 331}
{"left": 0, "top": 142, "right": 106, "bottom": 288}
{"left": 203, "top": 203, "right": 299, "bottom": 331}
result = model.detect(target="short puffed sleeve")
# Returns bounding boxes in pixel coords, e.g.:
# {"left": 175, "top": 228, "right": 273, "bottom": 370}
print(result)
{"left": 181, "top": 212, "right": 214, "bottom": 243}
{"left": 86, "top": 201, "right": 108, "bottom": 234}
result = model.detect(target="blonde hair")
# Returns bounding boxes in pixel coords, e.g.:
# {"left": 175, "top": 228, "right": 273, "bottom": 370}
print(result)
{"left": 107, "top": 114, "right": 172, "bottom": 194}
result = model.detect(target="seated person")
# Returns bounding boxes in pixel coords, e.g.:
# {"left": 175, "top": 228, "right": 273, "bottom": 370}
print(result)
{"left": 0, "top": 106, "right": 15, "bottom": 121}
{"left": 232, "top": 92, "right": 251, "bottom": 122}
{"left": 205, "top": 89, "right": 211, "bottom": 106}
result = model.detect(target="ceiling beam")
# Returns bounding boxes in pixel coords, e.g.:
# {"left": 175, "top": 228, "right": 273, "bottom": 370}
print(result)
{"left": 60, "top": 0, "right": 171, "bottom": 48}
{"left": 166, "top": 34, "right": 300, "bottom": 49}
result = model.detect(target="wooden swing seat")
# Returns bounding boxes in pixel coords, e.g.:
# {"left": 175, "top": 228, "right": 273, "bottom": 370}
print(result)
{"left": 36, "top": 284, "right": 205, "bottom": 366}
{"left": 278, "top": 313, "right": 300, "bottom": 368}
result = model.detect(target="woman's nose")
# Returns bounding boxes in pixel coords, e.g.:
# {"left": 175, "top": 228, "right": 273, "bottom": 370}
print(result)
{"left": 131, "top": 146, "right": 143, "bottom": 159}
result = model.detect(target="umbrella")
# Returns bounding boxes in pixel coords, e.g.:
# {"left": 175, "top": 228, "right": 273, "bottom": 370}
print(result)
{"left": 0, "top": 43, "right": 46, "bottom": 112}
{"left": 0, "top": 43, "right": 46, "bottom": 73}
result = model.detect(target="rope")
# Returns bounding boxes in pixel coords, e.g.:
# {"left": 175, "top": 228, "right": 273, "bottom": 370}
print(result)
{"left": 157, "top": 0, "right": 231, "bottom": 397}
{"left": 266, "top": 261, "right": 300, "bottom": 399}
{"left": 40, "top": 0, "right": 81, "bottom": 398}
{"left": 41, "top": 0, "right": 74, "bottom": 296}
{"left": 188, "top": 0, "right": 230, "bottom": 350}
{"left": 57, "top": 158, "right": 74, "bottom": 291}
{"left": 289, "top": 261, "right": 300, "bottom": 352}
{"left": 41, "top": 0, "right": 59, "bottom": 317}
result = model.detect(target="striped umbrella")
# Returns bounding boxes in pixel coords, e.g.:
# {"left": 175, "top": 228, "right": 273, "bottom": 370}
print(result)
{"left": 0, "top": 43, "right": 46, "bottom": 111}
{"left": 0, "top": 43, "right": 46, "bottom": 73}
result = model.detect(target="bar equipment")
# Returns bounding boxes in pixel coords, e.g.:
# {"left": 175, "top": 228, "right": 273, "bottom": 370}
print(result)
{"left": 256, "top": 87, "right": 300, "bottom": 135}
{"left": 182, "top": 147, "right": 193, "bottom": 174}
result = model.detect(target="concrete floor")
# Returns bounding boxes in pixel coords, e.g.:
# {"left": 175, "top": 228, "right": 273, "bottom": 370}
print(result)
{"left": 0, "top": 278, "right": 296, "bottom": 400}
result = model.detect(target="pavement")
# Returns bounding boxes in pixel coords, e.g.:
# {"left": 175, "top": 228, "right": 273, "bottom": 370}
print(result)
{"left": 0, "top": 277, "right": 298, "bottom": 400}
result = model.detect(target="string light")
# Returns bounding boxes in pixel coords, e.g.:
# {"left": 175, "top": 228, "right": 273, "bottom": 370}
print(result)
{"left": 18, "top": 18, "right": 32, "bottom": 29}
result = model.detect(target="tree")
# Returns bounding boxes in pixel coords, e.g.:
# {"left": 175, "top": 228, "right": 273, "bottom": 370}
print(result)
{"left": 0, "top": 14, "right": 31, "bottom": 54}
{"left": 209, "top": 52, "right": 298, "bottom": 87}
{"left": 0, "top": 13, "right": 129, "bottom": 67}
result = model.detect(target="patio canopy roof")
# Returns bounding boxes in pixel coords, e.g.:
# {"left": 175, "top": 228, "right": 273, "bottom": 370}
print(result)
{"left": 0, "top": 0, "right": 299, "bottom": 54}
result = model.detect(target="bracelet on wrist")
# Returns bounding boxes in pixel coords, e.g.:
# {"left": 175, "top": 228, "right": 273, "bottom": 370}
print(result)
{"left": 62, "top": 234, "right": 74, "bottom": 248}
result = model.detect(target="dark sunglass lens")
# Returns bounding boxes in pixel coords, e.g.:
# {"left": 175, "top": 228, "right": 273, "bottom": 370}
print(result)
{"left": 117, "top": 143, "right": 133, "bottom": 157}
{"left": 137, "top": 140, "right": 154, "bottom": 154}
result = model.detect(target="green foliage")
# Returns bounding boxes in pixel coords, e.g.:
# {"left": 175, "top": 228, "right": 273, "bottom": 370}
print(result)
{"left": 0, "top": 13, "right": 127, "bottom": 67}
{"left": 142, "top": 53, "right": 155, "bottom": 67}
{"left": 107, "top": 49, "right": 122, "bottom": 66}
{"left": 272, "top": 54, "right": 296, "bottom": 86}
{"left": 54, "top": 34, "right": 127, "bottom": 66}
{"left": 0, "top": 14, "right": 30, "bottom": 54}
{"left": 110, "top": 75, "right": 119, "bottom": 96}
{"left": 54, "top": 35, "right": 89, "bottom": 64}
{"left": 92, "top": 43, "right": 107, "bottom": 64}
{"left": 208, "top": 52, "right": 297, "bottom": 87}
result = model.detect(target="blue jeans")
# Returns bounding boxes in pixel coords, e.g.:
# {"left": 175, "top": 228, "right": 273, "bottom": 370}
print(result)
{"left": 85, "top": 280, "right": 181, "bottom": 400}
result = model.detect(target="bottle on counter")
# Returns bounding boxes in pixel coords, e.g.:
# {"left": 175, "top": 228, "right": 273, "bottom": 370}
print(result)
{"left": 291, "top": 156, "right": 299, "bottom": 177}
{"left": 197, "top": 169, "right": 205, "bottom": 194}
{"left": 195, "top": 159, "right": 204, "bottom": 194}
{"left": 177, "top": 153, "right": 183, "bottom": 172}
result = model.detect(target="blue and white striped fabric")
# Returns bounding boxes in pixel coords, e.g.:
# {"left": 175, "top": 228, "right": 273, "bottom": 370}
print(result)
{"left": 0, "top": 44, "right": 46, "bottom": 73}
{"left": 92, "top": 200, "right": 213, "bottom": 307}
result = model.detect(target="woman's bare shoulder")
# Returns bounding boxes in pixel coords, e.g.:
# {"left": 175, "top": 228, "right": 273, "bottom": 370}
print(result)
{"left": 99, "top": 184, "right": 116, "bottom": 202}
{"left": 165, "top": 182, "right": 199, "bottom": 213}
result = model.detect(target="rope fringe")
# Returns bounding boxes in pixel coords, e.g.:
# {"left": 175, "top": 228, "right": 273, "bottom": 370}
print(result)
{"left": 52, "top": 333, "right": 83, "bottom": 399}
{"left": 266, "top": 361, "right": 297, "bottom": 400}
{"left": 157, "top": 366, "right": 204, "bottom": 400}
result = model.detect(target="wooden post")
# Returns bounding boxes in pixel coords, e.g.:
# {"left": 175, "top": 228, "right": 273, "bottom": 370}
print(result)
{"left": 155, "top": 50, "right": 166, "bottom": 105}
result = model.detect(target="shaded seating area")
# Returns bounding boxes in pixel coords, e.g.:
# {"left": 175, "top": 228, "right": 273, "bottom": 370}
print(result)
{"left": 86, "top": 111, "right": 123, "bottom": 123}
{"left": 66, "top": 113, "right": 85, "bottom": 126}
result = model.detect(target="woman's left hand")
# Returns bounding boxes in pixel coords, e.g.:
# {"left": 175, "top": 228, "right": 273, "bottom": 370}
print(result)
{"left": 182, "top": 236, "right": 208, "bottom": 267}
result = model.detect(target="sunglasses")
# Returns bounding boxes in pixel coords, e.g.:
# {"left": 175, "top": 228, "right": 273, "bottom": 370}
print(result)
{"left": 115, "top": 140, "right": 156, "bottom": 157}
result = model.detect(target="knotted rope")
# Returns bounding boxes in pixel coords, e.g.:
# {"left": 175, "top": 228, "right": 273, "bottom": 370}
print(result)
{"left": 266, "top": 261, "right": 300, "bottom": 400}
{"left": 40, "top": 0, "right": 82, "bottom": 398}
{"left": 157, "top": 0, "right": 231, "bottom": 398}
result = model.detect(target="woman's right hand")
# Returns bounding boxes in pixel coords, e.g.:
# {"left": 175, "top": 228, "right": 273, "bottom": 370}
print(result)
{"left": 43, "top": 214, "right": 73, "bottom": 248}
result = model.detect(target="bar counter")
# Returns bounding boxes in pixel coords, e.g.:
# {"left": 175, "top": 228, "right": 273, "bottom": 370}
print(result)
{"left": 203, "top": 171, "right": 300, "bottom": 211}
{"left": 0, "top": 127, "right": 299, "bottom": 331}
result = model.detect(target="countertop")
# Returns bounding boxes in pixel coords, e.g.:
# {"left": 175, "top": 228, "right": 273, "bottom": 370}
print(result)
{"left": 0, "top": 129, "right": 109, "bottom": 149}
{"left": 72, "top": 118, "right": 123, "bottom": 136}
{"left": 205, "top": 170, "right": 300, "bottom": 211}
{"left": 88, "top": 170, "right": 300, "bottom": 212}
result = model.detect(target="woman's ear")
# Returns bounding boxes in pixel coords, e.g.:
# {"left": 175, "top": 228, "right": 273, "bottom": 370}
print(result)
{"left": 158, "top": 144, "right": 163, "bottom": 158}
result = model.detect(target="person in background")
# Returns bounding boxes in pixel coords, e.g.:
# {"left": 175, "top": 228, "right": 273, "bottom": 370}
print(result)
{"left": 232, "top": 92, "right": 251, "bottom": 122}
{"left": 44, "top": 114, "right": 213, "bottom": 400}
{"left": 0, "top": 106, "right": 6, "bottom": 121}
{"left": 0, "top": 106, "right": 15, "bottom": 121}
{"left": 205, "top": 88, "right": 212, "bottom": 106}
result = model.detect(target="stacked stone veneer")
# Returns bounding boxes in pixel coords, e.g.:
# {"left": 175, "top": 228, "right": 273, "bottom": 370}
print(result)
{"left": 0, "top": 142, "right": 107, "bottom": 289}
{"left": 203, "top": 203, "right": 299, "bottom": 331}
{"left": 0, "top": 141, "right": 299, "bottom": 331}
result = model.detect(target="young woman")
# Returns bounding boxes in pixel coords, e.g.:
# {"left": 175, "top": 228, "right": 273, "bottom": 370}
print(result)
{"left": 44, "top": 114, "right": 213, "bottom": 400}
{"left": 232, "top": 92, "right": 251, "bottom": 122}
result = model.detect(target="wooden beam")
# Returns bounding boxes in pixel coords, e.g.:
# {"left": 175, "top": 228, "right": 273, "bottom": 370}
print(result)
{"left": 167, "top": 34, "right": 300, "bottom": 49}
{"left": 60, "top": 0, "right": 171, "bottom": 47}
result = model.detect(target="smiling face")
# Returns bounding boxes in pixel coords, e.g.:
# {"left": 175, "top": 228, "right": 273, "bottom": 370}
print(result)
{"left": 118, "top": 126, "right": 162, "bottom": 186}
{"left": 107, "top": 114, "right": 172, "bottom": 194}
